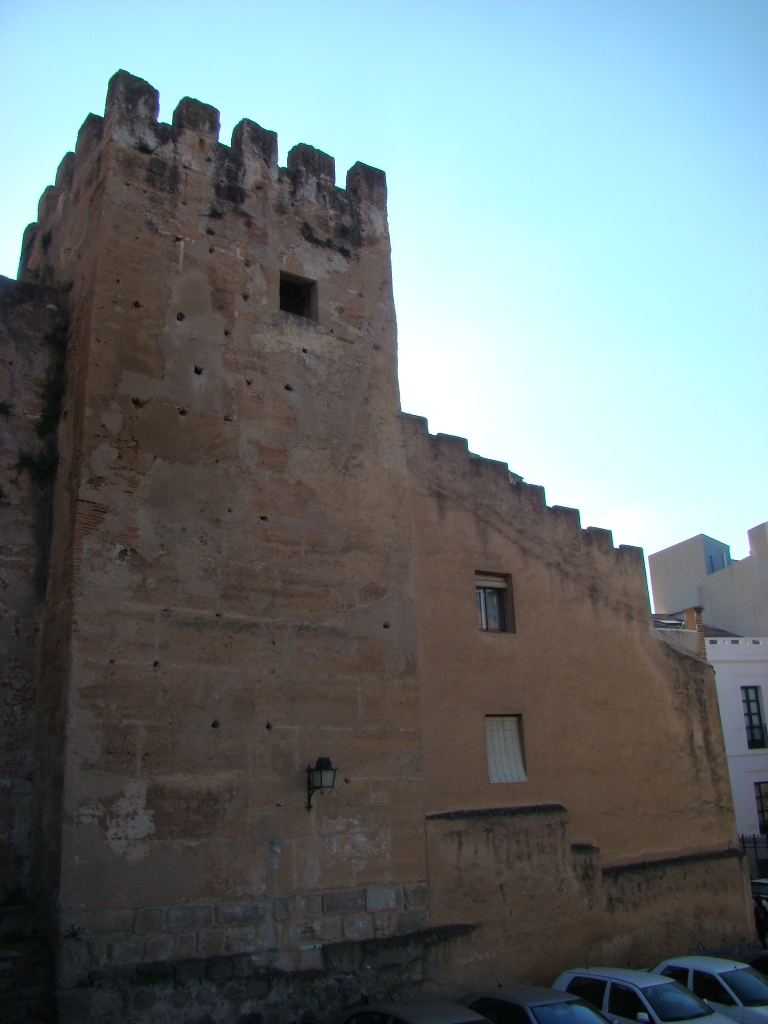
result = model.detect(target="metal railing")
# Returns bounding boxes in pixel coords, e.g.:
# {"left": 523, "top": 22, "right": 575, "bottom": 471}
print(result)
{"left": 740, "top": 834, "right": 768, "bottom": 878}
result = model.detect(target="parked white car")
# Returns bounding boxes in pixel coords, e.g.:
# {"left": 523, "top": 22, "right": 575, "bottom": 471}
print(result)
{"left": 552, "top": 967, "right": 733, "bottom": 1024}
{"left": 653, "top": 956, "right": 768, "bottom": 1023}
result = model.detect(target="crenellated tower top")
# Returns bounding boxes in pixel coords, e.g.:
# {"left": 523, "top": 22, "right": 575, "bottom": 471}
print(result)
{"left": 21, "top": 69, "right": 388, "bottom": 287}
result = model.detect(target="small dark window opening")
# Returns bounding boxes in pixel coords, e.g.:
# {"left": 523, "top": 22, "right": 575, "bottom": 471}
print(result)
{"left": 280, "top": 272, "right": 316, "bottom": 319}
{"left": 476, "top": 574, "right": 515, "bottom": 633}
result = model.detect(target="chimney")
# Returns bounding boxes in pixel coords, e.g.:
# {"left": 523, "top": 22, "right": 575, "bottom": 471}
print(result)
{"left": 683, "top": 606, "right": 706, "bottom": 659}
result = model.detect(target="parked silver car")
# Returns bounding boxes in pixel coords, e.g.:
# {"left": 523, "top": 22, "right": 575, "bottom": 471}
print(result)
{"left": 653, "top": 955, "right": 768, "bottom": 1023}
{"left": 459, "top": 985, "right": 612, "bottom": 1024}
{"left": 552, "top": 967, "right": 733, "bottom": 1024}
{"left": 323, "top": 1003, "right": 489, "bottom": 1024}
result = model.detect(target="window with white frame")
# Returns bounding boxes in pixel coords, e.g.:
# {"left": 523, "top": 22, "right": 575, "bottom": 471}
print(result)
{"left": 485, "top": 715, "right": 527, "bottom": 783}
{"left": 476, "top": 573, "right": 514, "bottom": 632}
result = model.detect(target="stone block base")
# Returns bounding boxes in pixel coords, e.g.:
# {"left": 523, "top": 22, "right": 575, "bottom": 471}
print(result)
{"left": 56, "top": 925, "right": 474, "bottom": 1024}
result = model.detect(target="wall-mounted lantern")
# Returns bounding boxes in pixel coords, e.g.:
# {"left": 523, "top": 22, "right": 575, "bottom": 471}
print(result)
{"left": 306, "top": 757, "right": 336, "bottom": 811}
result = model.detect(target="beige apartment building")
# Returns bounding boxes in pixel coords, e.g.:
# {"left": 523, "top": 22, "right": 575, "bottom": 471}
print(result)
{"left": 650, "top": 524, "right": 768, "bottom": 638}
{"left": 0, "top": 72, "right": 754, "bottom": 1023}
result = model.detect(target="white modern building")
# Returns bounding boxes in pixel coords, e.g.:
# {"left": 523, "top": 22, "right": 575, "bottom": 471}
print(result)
{"left": 705, "top": 637, "right": 768, "bottom": 836}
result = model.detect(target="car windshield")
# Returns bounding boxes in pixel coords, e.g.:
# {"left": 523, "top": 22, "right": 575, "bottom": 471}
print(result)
{"left": 721, "top": 969, "right": 768, "bottom": 1007}
{"left": 531, "top": 999, "right": 608, "bottom": 1024}
{"left": 641, "top": 982, "right": 713, "bottom": 1021}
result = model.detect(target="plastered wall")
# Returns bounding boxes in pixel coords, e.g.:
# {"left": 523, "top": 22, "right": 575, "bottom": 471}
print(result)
{"left": 399, "top": 414, "right": 751, "bottom": 994}
{"left": 403, "top": 414, "right": 736, "bottom": 863}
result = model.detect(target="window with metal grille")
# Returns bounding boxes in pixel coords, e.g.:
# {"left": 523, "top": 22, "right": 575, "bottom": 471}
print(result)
{"left": 743, "top": 687, "right": 767, "bottom": 749}
{"left": 476, "top": 573, "right": 514, "bottom": 632}
{"left": 485, "top": 715, "right": 527, "bottom": 783}
{"left": 756, "top": 782, "right": 768, "bottom": 837}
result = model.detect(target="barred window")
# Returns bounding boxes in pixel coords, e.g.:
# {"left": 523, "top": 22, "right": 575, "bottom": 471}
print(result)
{"left": 756, "top": 782, "right": 768, "bottom": 837}
{"left": 485, "top": 715, "right": 527, "bottom": 783}
{"left": 743, "top": 687, "right": 767, "bottom": 749}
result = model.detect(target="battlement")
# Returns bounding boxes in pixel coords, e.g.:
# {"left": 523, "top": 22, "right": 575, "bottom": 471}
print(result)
{"left": 100, "top": 69, "right": 383, "bottom": 198}
{"left": 402, "top": 412, "right": 645, "bottom": 568}
{"left": 21, "top": 69, "right": 388, "bottom": 281}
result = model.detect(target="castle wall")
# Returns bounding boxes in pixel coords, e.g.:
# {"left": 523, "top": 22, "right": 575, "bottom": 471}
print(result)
{"left": 0, "top": 278, "right": 71, "bottom": 1024}
{"left": 424, "top": 807, "right": 749, "bottom": 989}
{"left": 13, "top": 100, "right": 116, "bottom": 948}
{"left": 0, "top": 278, "right": 68, "bottom": 927}
{"left": 402, "top": 414, "right": 752, "bottom": 980}
{"left": 51, "top": 810, "right": 752, "bottom": 1024}
{"left": 4, "top": 69, "right": 756, "bottom": 1024}
{"left": 403, "top": 415, "right": 736, "bottom": 859}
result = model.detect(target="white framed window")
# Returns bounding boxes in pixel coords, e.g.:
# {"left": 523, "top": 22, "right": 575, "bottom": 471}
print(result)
{"left": 476, "top": 573, "right": 515, "bottom": 632}
{"left": 485, "top": 715, "right": 527, "bottom": 783}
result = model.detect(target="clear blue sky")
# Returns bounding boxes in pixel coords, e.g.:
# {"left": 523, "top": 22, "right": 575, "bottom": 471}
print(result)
{"left": 1, "top": 0, "right": 766, "bottom": 576}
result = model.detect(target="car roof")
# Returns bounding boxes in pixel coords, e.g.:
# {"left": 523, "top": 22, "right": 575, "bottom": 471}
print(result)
{"left": 563, "top": 968, "right": 670, "bottom": 987}
{"left": 361, "top": 1003, "right": 488, "bottom": 1024}
{"left": 656, "top": 957, "right": 749, "bottom": 973}
{"left": 463, "top": 988, "right": 579, "bottom": 1008}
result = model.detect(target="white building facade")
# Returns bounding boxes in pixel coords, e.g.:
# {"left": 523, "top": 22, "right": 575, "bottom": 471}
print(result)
{"left": 707, "top": 637, "right": 768, "bottom": 835}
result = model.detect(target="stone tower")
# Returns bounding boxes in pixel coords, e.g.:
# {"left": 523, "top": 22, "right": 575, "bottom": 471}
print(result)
{"left": 20, "top": 68, "right": 427, "bottom": 994}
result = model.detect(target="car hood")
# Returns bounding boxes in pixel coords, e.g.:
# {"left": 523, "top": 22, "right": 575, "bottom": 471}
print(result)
{"left": 743, "top": 1008, "right": 768, "bottom": 1023}
{"left": 707, "top": 1014, "right": 741, "bottom": 1024}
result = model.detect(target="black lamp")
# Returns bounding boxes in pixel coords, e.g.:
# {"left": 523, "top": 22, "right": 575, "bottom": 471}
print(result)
{"left": 306, "top": 757, "right": 336, "bottom": 811}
